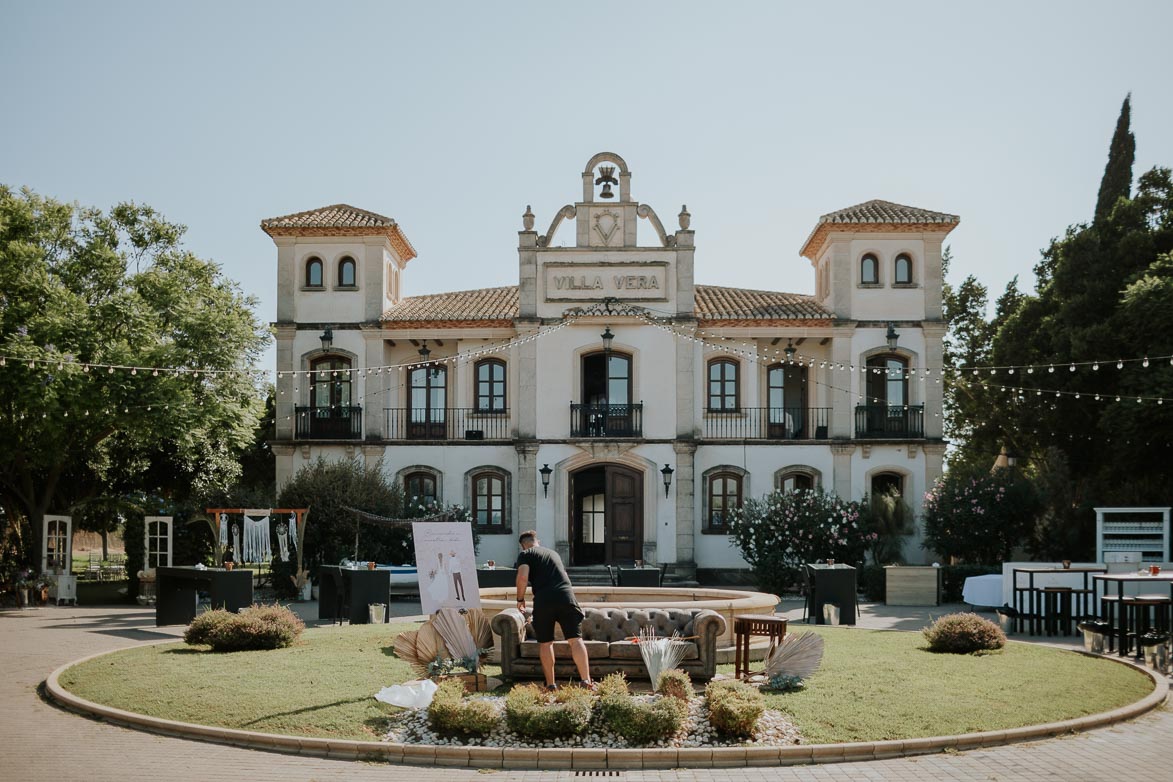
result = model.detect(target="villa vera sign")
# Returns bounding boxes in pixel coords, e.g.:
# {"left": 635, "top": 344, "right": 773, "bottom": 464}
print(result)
{"left": 544, "top": 262, "right": 670, "bottom": 301}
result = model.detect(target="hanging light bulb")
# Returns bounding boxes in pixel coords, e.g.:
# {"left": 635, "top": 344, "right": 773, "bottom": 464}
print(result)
{"left": 1143, "top": 357, "right": 1150, "bottom": 367}
{"left": 1093, "top": 362, "right": 1099, "bottom": 371}
{"left": 1048, "top": 365, "right": 1054, "bottom": 373}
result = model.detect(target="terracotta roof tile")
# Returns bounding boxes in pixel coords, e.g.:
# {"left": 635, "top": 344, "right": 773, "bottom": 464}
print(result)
{"left": 380, "top": 283, "right": 828, "bottom": 325}
{"left": 261, "top": 203, "right": 398, "bottom": 230}
{"left": 381, "top": 286, "right": 520, "bottom": 323}
{"left": 800, "top": 199, "right": 959, "bottom": 259}
{"left": 694, "top": 285, "right": 831, "bottom": 320}
{"left": 817, "top": 199, "right": 959, "bottom": 226}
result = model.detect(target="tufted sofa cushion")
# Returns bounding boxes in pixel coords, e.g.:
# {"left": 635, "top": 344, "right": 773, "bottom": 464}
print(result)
{"left": 519, "top": 639, "right": 611, "bottom": 659}
{"left": 608, "top": 639, "right": 699, "bottom": 661}
{"left": 579, "top": 608, "right": 696, "bottom": 642}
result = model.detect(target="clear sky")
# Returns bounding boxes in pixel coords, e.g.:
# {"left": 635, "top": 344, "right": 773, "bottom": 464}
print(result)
{"left": 3, "top": 1, "right": 1171, "bottom": 372}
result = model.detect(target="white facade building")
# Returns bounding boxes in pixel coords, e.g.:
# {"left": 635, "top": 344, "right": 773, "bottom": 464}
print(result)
{"left": 266, "top": 152, "right": 957, "bottom": 581}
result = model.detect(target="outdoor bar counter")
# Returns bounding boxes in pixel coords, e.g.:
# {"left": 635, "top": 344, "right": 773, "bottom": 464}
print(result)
{"left": 155, "top": 566, "right": 253, "bottom": 626}
{"left": 318, "top": 565, "right": 391, "bottom": 624}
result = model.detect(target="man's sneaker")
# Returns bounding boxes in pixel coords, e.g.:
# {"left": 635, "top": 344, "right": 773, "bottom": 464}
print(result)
{"left": 545, "top": 683, "right": 559, "bottom": 692}
{"left": 579, "top": 680, "right": 597, "bottom": 692}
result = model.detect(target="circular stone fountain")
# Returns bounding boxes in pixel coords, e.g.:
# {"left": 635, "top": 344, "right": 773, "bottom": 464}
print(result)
{"left": 479, "top": 585, "right": 781, "bottom": 661}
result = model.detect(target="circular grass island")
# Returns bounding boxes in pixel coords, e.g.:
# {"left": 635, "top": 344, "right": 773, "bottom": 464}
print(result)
{"left": 51, "top": 621, "right": 1161, "bottom": 769}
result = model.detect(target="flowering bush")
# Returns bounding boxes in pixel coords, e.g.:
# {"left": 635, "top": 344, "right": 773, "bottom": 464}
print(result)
{"left": 921, "top": 468, "right": 1041, "bottom": 564}
{"left": 726, "top": 488, "right": 873, "bottom": 595}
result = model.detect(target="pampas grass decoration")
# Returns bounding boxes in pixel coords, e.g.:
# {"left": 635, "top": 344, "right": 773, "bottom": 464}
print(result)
{"left": 637, "top": 627, "right": 690, "bottom": 688}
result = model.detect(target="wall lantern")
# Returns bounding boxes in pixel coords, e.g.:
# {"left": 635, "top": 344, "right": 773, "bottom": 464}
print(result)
{"left": 539, "top": 464, "right": 553, "bottom": 497}
{"left": 320, "top": 327, "right": 333, "bottom": 352}
{"left": 886, "top": 322, "right": 900, "bottom": 351}
{"left": 660, "top": 464, "right": 675, "bottom": 498}
{"left": 601, "top": 326, "right": 614, "bottom": 355}
{"left": 784, "top": 339, "right": 796, "bottom": 363}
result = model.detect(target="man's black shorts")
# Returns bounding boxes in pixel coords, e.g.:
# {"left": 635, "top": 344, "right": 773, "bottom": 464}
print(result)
{"left": 531, "top": 601, "right": 585, "bottom": 643}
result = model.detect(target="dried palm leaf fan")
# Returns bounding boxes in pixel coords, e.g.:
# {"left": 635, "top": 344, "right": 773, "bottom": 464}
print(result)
{"left": 391, "top": 629, "right": 428, "bottom": 677}
{"left": 432, "top": 607, "right": 479, "bottom": 662}
{"left": 463, "top": 607, "right": 493, "bottom": 650}
{"left": 414, "top": 620, "right": 447, "bottom": 667}
{"left": 637, "top": 627, "right": 690, "bottom": 688}
{"left": 764, "top": 631, "right": 825, "bottom": 681}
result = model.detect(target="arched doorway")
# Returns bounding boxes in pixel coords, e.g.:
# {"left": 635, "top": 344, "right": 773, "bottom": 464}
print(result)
{"left": 568, "top": 463, "right": 643, "bottom": 566}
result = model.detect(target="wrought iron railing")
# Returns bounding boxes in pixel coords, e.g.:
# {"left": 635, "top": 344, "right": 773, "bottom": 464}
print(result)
{"left": 294, "top": 406, "right": 363, "bottom": 440}
{"left": 384, "top": 408, "right": 511, "bottom": 440}
{"left": 855, "top": 405, "right": 925, "bottom": 438}
{"left": 702, "top": 407, "right": 831, "bottom": 440}
{"left": 570, "top": 403, "right": 644, "bottom": 438}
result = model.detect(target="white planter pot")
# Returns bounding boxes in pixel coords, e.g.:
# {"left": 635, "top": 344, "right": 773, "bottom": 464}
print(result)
{"left": 300, "top": 581, "right": 313, "bottom": 601}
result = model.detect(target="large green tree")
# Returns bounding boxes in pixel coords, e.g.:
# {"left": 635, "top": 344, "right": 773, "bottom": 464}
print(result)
{"left": 0, "top": 186, "right": 270, "bottom": 568}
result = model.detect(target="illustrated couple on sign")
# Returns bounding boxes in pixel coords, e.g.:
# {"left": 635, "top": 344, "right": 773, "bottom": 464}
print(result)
{"left": 425, "top": 550, "right": 466, "bottom": 604}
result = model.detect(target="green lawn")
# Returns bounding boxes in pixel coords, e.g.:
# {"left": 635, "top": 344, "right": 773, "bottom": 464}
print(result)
{"left": 59, "top": 622, "right": 1153, "bottom": 744}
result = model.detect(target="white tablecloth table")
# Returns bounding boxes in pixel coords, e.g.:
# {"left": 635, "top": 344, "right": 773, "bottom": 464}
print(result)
{"left": 962, "top": 574, "right": 1003, "bottom": 607}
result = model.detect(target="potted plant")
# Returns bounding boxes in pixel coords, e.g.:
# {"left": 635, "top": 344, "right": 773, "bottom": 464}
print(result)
{"left": 15, "top": 568, "right": 35, "bottom": 608}
{"left": 426, "top": 653, "right": 489, "bottom": 692}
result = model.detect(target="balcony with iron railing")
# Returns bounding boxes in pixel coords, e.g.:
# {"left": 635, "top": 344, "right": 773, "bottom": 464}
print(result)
{"left": 570, "top": 403, "right": 644, "bottom": 438}
{"left": 702, "top": 407, "right": 831, "bottom": 440}
{"left": 384, "top": 408, "right": 512, "bottom": 441}
{"left": 295, "top": 406, "right": 363, "bottom": 440}
{"left": 855, "top": 405, "right": 925, "bottom": 439}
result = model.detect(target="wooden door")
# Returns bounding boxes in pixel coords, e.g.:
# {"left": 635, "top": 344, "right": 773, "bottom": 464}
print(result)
{"left": 605, "top": 465, "right": 642, "bottom": 564}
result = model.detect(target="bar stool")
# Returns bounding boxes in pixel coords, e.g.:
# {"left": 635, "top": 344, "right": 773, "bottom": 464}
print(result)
{"left": 1122, "top": 594, "right": 1173, "bottom": 657}
{"left": 733, "top": 614, "right": 788, "bottom": 679}
{"left": 1042, "top": 586, "right": 1074, "bottom": 636}
{"left": 1100, "top": 594, "right": 1124, "bottom": 653}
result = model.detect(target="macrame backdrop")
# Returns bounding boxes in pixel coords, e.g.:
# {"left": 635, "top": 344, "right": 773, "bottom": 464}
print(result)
{"left": 243, "top": 509, "right": 272, "bottom": 564}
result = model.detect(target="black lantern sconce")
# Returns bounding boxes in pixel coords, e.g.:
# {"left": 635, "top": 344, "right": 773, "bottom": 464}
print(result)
{"left": 539, "top": 464, "right": 553, "bottom": 497}
{"left": 784, "top": 339, "right": 796, "bottom": 363}
{"left": 418, "top": 340, "right": 431, "bottom": 362}
{"left": 601, "top": 326, "right": 614, "bottom": 355}
{"left": 320, "top": 327, "right": 333, "bottom": 352}
{"left": 660, "top": 464, "right": 675, "bottom": 498}
{"left": 886, "top": 322, "right": 900, "bottom": 351}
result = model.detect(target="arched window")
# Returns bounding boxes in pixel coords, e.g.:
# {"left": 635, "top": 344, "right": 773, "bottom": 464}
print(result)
{"left": 705, "top": 471, "right": 743, "bottom": 532}
{"left": 866, "top": 355, "right": 908, "bottom": 408}
{"left": 860, "top": 253, "right": 879, "bottom": 285}
{"left": 145, "top": 516, "right": 172, "bottom": 569}
{"left": 404, "top": 471, "right": 438, "bottom": 507}
{"left": 470, "top": 470, "right": 508, "bottom": 530}
{"left": 338, "top": 256, "right": 356, "bottom": 287}
{"left": 894, "top": 253, "right": 912, "bottom": 285}
{"left": 707, "top": 359, "right": 739, "bottom": 411}
{"left": 475, "top": 359, "right": 506, "bottom": 412}
{"left": 310, "top": 356, "right": 352, "bottom": 408}
{"left": 776, "top": 469, "right": 818, "bottom": 493}
{"left": 305, "top": 257, "right": 324, "bottom": 287}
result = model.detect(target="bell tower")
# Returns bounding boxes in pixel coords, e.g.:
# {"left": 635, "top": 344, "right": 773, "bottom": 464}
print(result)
{"left": 517, "top": 152, "right": 695, "bottom": 319}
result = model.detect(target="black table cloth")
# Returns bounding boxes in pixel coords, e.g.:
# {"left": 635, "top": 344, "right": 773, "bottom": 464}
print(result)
{"left": 155, "top": 566, "right": 253, "bottom": 626}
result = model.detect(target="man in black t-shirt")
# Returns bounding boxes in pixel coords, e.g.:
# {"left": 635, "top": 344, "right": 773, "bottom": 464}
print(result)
{"left": 513, "top": 529, "right": 593, "bottom": 690}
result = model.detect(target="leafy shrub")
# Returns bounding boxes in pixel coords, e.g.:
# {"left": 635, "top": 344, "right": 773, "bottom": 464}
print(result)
{"left": 185, "top": 603, "right": 305, "bottom": 652}
{"left": 727, "top": 488, "right": 873, "bottom": 596}
{"left": 655, "top": 669, "right": 692, "bottom": 702}
{"left": 922, "top": 467, "right": 1041, "bottom": 564}
{"left": 597, "top": 691, "right": 686, "bottom": 745}
{"left": 504, "top": 684, "right": 591, "bottom": 739}
{"left": 857, "top": 564, "right": 886, "bottom": 602}
{"left": 922, "top": 612, "right": 1006, "bottom": 654}
{"left": 596, "top": 671, "right": 630, "bottom": 699}
{"left": 184, "top": 608, "right": 236, "bottom": 645}
{"left": 427, "top": 678, "right": 498, "bottom": 737}
{"left": 705, "top": 679, "right": 764, "bottom": 739}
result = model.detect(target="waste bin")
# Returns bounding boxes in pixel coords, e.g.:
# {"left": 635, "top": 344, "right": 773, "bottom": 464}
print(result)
{"left": 822, "top": 604, "right": 840, "bottom": 625}
{"left": 1077, "top": 620, "right": 1109, "bottom": 654}
{"left": 368, "top": 603, "right": 387, "bottom": 624}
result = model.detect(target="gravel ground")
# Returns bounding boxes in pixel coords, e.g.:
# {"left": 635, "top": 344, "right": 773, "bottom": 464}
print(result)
{"left": 383, "top": 694, "right": 803, "bottom": 749}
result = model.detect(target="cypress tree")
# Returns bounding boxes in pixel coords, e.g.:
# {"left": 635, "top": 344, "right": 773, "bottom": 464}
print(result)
{"left": 1094, "top": 93, "right": 1135, "bottom": 223}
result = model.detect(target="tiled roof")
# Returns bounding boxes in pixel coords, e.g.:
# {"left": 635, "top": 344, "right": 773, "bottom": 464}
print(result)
{"left": 379, "top": 284, "right": 829, "bottom": 325}
{"left": 695, "top": 285, "right": 831, "bottom": 321}
{"left": 261, "top": 203, "right": 418, "bottom": 261}
{"left": 261, "top": 203, "right": 398, "bottom": 230}
{"left": 381, "top": 286, "right": 519, "bottom": 324}
{"left": 800, "top": 199, "right": 959, "bottom": 259}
